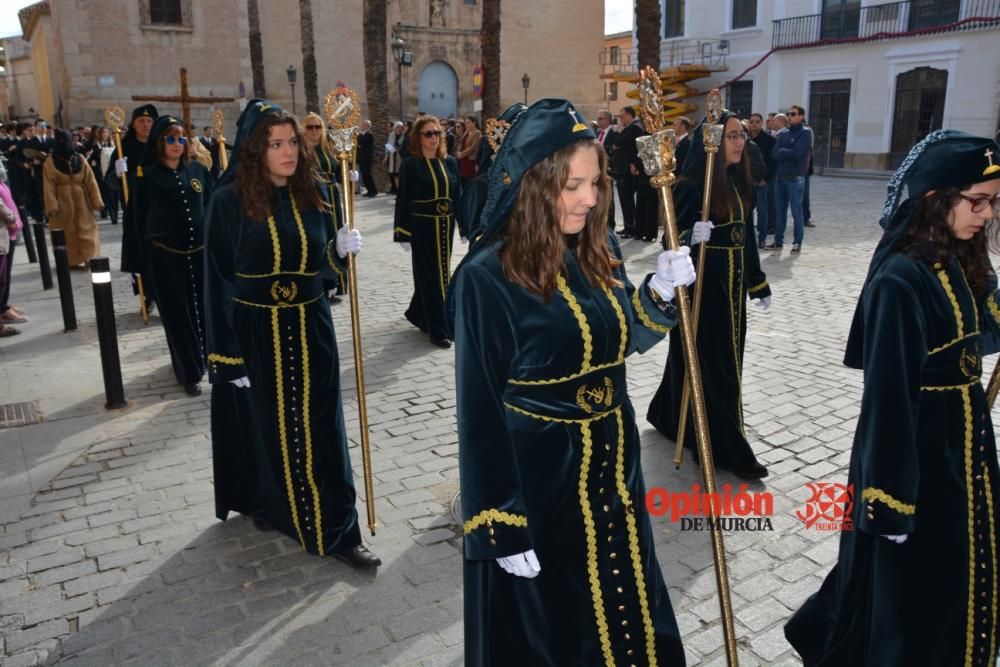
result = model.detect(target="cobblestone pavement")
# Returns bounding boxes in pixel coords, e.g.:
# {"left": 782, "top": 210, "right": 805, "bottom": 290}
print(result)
{"left": 0, "top": 176, "right": 984, "bottom": 666}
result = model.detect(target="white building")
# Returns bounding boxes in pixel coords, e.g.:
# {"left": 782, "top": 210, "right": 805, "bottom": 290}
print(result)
{"left": 638, "top": 0, "right": 1000, "bottom": 170}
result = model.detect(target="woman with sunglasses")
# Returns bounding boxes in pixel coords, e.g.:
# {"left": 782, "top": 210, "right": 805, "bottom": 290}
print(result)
{"left": 303, "top": 112, "right": 348, "bottom": 299}
{"left": 786, "top": 131, "right": 1000, "bottom": 666}
{"left": 393, "top": 115, "right": 460, "bottom": 348}
{"left": 133, "top": 116, "right": 211, "bottom": 396}
{"left": 204, "top": 100, "right": 378, "bottom": 568}
{"left": 42, "top": 129, "right": 104, "bottom": 268}
{"left": 646, "top": 109, "right": 772, "bottom": 480}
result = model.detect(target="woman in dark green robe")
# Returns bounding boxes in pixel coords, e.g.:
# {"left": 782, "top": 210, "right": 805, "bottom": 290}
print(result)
{"left": 785, "top": 131, "right": 1000, "bottom": 666}
{"left": 394, "top": 115, "right": 461, "bottom": 348}
{"left": 449, "top": 99, "right": 694, "bottom": 666}
{"left": 303, "top": 112, "right": 347, "bottom": 298}
{"left": 647, "top": 111, "right": 772, "bottom": 479}
{"left": 135, "top": 115, "right": 211, "bottom": 395}
{"left": 204, "top": 100, "right": 379, "bottom": 568}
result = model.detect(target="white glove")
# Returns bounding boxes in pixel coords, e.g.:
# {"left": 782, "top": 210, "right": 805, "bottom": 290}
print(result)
{"left": 882, "top": 534, "right": 908, "bottom": 544}
{"left": 336, "top": 227, "right": 363, "bottom": 258}
{"left": 648, "top": 246, "right": 695, "bottom": 303}
{"left": 496, "top": 549, "right": 541, "bottom": 578}
{"left": 460, "top": 236, "right": 469, "bottom": 245}
{"left": 349, "top": 170, "right": 360, "bottom": 183}
{"left": 691, "top": 220, "right": 714, "bottom": 245}
{"left": 754, "top": 296, "right": 772, "bottom": 311}
{"left": 229, "top": 376, "right": 250, "bottom": 389}
{"left": 115, "top": 157, "right": 127, "bottom": 177}
{"left": 399, "top": 242, "right": 411, "bottom": 253}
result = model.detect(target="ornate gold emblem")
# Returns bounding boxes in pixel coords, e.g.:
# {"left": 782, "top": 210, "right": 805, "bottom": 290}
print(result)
{"left": 732, "top": 226, "right": 744, "bottom": 244}
{"left": 485, "top": 118, "right": 511, "bottom": 153}
{"left": 436, "top": 201, "right": 450, "bottom": 215}
{"left": 960, "top": 347, "right": 980, "bottom": 380}
{"left": 191, "top": 178, "right": 203, "bottom": 193}
{"left": 103, "top": 106, "right": 125, "bottom": 130}
{"left": 270, "top": 280, "right": 299, "bottom": 304}
{"left": 575, "top": 377, "right": 614, "bottom": 414}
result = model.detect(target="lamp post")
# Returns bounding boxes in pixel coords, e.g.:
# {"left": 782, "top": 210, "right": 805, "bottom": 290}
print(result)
{"left": 522, "top": 73, "right": 530, "bottom": 106}
{"left": 286, "top": 65, "right": 297, "bottom": 114}
{"left": 391, "top": 36, "right": 406, "bottom": 120}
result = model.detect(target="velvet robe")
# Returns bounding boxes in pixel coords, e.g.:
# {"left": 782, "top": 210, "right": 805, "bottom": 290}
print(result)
{"left": 204, "top": 183, "right": 361, "bottom": 556}
{"left": 393, "top": 155, "right": 461, "bottom": 341}
{"left": 313, "top": 145, "right": 346, "bottom": 295}
{"left": 785, "top": 253, "right": 1000, "bottom": 666}
{"left": 135, "top": 160, "right": 212, "bottom": 385}
{"left": 453, "top": 234, "right": 686, "bottom": 666}
{"left": 120, "top": 135, "right": 150, "bottom": 274}
{"left": 646, "top": 178, "right": 771, "bottom": 471}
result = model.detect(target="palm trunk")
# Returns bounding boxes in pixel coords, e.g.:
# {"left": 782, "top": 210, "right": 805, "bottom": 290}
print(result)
{"left": 299, "top": 0, "right": 319, "bottom": 113}
{"left": 481, "top": 0, "right": 501, "bottom": 119}
{"left": 248, "top": 0, "right": 266, "bottom": 98}
{"left": 363, "top": 0, "right": 390, "bottom": 191}
{"left": 635, "top": 0, "right": 662, "bottom": 70}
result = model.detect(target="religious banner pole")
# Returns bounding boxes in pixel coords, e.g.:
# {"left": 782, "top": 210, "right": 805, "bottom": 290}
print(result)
{"left": 987, "top": 360, "right": 1000, "bottom": 408}
{"left": 324, "top": 86, "right": 377, "bottom": 535}
{"left": 674, "top": 89, "right": 725, "bottom": 467}
{"left": 635, "top": 66, "right": 739, "bottom": 666}
{"left": 104, "top": 106, "right": 147, "bottom": 324}
{"left": 212, "top": 110, "right": 229, "bottom": 173}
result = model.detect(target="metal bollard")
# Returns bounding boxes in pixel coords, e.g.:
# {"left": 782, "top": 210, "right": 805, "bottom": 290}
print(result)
{"left": 89, "top": 257, "right": 126, "bottom": 409}
{"left": 50, "top": 229, "right": 77, "bottom": 332}
{"left": 33, "top": 222, "right": 53, "bottom": 289}
{"left": 18, "top": 209, "right": 38, "bottom": 263}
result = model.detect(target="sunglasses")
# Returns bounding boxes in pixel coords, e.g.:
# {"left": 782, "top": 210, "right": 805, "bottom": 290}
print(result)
{"left": 959, "top": 193, "right": 1000, "bottom": 213}
{"left": 787, "top": 112, "right": 800, "bottom": 117}
{"left": 305, "top": 124, "right": 323, "bottom": 130}
{"left": 163, "top": 135, "right": 188, "bottom": 145}
{"left": 421, "top": 130, "right": 442, "bottom": 137}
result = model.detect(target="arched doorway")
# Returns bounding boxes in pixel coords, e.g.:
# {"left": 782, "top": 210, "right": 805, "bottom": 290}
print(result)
{"left": 889, "top": 67, "right": 947, "bottom": 169}
{"left": 418, "top": 61, "right": 458, "bottom": 119}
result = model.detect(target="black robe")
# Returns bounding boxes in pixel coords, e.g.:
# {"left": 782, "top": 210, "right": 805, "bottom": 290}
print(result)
{"left": 647, "top": 178, "right": 771, "bottom": 471}
{"left": 786, "top": 253, "right": 1000, "bottom": 665}
{"left": 120, "top": 134, "right": 150, "bottom": 274}
{"left": 135, "top": 160, "right": 212, "bottom": 385}
{"left": 204, "top": 183, "right": 360, "bottom": 556}
{"left": 393, "top": 155, "right": 461, "bottom": 341}
{"left": 453, "top": 234, "right": 686, "bottom": 666}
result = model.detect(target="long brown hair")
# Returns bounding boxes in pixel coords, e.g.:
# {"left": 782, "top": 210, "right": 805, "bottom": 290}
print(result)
{"left": 899, "top": 187, "right": 1000, "bottom": 296}
{"left": 408, "top": 115, "right": 447, "bottom": 159}
{"left": 499, "top": 140, "right": 621, "bottom": 301}
{"left": 235, "top": 111, "right": 323, "bottom": 221}
{"left": 708, "top": 126, "right": 753, "bottom": 221}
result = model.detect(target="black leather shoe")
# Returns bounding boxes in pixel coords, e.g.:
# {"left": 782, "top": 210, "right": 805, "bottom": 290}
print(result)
{"left": 431, "top": 337, "right": 452, "bottom": 349}
{"left": 184, "top": 382, "right": 202, "bottom": 396}
{"left": 333, "top": 544, "right": 382, "bottom": 568}
{"left": 729, "top": 462, "right": 769, "bottom": 480}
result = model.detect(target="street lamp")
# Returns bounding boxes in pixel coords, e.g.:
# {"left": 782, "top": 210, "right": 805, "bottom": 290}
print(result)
{"left": 522, "top": 73, "right": 530, "bottom": 106}
{"left": 391, "top": 35, "right": 406, "bottom": 120}
{"left": 286, "top": 65, "right": 297, "bottom": 114}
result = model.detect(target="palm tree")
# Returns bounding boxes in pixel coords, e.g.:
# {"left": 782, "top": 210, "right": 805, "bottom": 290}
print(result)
{"left": 299, "top": 0, "right": 319, "bottom": 113}
{"left": 635, "top": 0, "right": 662, "bottom": 70}
{"left": 248, "top": 0, "right": 266, "bottom": 97}
{"left": 481, "top": 0, "right": 501, "bottom": 119}
{"left": 363, "top": 0, "right": 390, "bottom": 190}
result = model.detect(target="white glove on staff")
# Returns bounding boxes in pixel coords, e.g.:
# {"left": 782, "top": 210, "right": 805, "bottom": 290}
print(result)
{"left": 229, "top": 376, "right": 251, "bottom": 389}
{"left": 882, "top": 534, "right": 908, "bottom": 544}
{"left": 336, "top": 227, "right": 363, "bottom": 258}
{"left": 691, "top": 220, "right": 714, "bottom": 245}
{"left": 496, "top": 549, "right": 541, "bottom": 578}
{"left": 648, "top": 246, "right": 696, "bottom": 303}
{"left": 115, "top": 157, "right": 128, "bottom": 177}
{"left": 399, "top": 242, "right": 412, "bottom": 253}
{"left": 349, "top": 170, "right": 360, "bottom": 183}
{"left": 754, "top": 296, "right": 772, "bottom": 311}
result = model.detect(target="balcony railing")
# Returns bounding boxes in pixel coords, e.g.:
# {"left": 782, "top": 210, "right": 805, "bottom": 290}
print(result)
{"left": 772, "top": 0, "right": 1000, "bottom": 49}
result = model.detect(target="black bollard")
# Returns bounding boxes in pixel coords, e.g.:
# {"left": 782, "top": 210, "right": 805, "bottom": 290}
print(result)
{"left": 90, "top": 257, "right": 126, "bottom": 409}
{"left": 18, "top": 209, "right": 38, "bottom": 263}
{"left": 50, "top": 229, "right": 77, "bottom": 332}
{"left": 33, "top": 221, "right": 53, "bottom": 289}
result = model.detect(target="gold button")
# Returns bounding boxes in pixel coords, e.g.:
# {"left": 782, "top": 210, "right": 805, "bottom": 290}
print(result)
{"left": 627, "top": 650, "right": 634, "bottom": 656}
{"left": 489, "top": 538, "right": 496, "bottom": 545}
{"left": 617, "top": 586, "right": 623, "bottom": 594}
{"left": 602, "top": 461, "right": 609, "bottom": 467}
{"left": 488, "top": 528, "right": 495, "bottom": 536}
{"left": 608, "top": 523, "right": 615, "bottom": 530}
{"left": 613, "top": 569, "right": 620, "bottom": 576}
{"left": 599, "top": 488, "right": 605, "bottom": 494}
{"left": 603, "top": 505, "right": 610, "bottom": 512}
{"left": 624, "top": 632, "right": 630, "bottom": 640}
{"left": 618, "top": 605, "right": 625, "bottom": 612}
{"left": 610, "top": 552, "right": 617, "bottom": 559}
{"left": 605, "top": 443, "right": 611, "bottom": 451}
{"left": 866, "top": 513, "right": 874, "bottom": 520}
{"left": 621, "top": 619, "right": 628, "bottom": 627}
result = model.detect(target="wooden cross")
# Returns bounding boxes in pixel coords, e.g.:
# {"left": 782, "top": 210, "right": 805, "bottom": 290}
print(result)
{"left": 132, "top": 67, "right": 234, "bottom": 137}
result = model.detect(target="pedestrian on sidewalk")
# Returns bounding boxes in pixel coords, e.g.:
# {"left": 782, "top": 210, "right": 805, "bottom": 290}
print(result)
{"left": 0, "top": 160, "right": 27, "bottom": 330}
{"left": 786, "top": 130, "right": 1000, "bottom": 665}
{"left": 135, "top": 115, "right": 211, "bottom": 397}
{"left": 769, "top": 104, "right": 810, "bottom": 252}
{"left": 42, "top": 129, "right": 103, "bottom": 268}
{"left": 647, "top": 109, "right": 772, "bottom": 480}
{"left": 449, "top": 99, "right": 693, "bottom": 666}
{"left": 204, "top": 99, "right": 379, "bottom": 569}
{"left": 0, "top": 169, "right": 21, "bottom": 337}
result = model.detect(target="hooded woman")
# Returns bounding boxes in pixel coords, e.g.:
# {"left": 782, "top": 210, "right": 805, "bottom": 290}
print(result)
{"left": 135, "top": 115, "right": 212, "bottom": 396}
{"left": 204, "top": 99, "right": 379, "bottom": 568}
{"left": 449, "top": 99, "right": 694, "bottom": 666}
{"left": 785, "top": 131, "right": 1000, "bottom": 665}
{"left": 646, "top": 108, "right": 773, "bottom": 479}
{"left": 42, "top": 129, "right": 103, "bottom": 267}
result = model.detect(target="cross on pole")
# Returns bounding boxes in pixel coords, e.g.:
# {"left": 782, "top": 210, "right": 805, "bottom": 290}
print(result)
{"left": 132, "top": 67, "right": 234, "bottom": 137}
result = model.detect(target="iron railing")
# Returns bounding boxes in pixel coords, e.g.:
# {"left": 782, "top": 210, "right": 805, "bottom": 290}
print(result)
{"left": 772, "top": 0, "right": 1000, "bottom": 49}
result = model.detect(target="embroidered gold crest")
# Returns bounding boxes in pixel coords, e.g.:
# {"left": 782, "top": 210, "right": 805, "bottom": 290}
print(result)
{"left": 436, "top": 201, "right": 450, "bottom": 215}
{"left": 575, "top": 377, "right": 614, "bottom": 414}
{"left": 270, "top": 280, "right": 299, "bottom": 304}
{"left": 960, "top": 347, "right": 980, "bottom": 381}
{"left": 732, "top": 226, "right": 744, "bottom": 244}
{"left": 191, "top": 178, "right": 203, "bottom": 193}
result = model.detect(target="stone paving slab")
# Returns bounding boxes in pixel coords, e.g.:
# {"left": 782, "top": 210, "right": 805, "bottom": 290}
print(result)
{"left": 2, "top": 177, "right": 997, "bottom": 666}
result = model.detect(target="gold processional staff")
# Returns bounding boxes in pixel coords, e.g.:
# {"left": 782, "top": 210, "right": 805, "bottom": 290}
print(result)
{"left": 212, "top": 110, "right": 229, "bottom": 173}
{"left": 323, "top": 86, "right": 377, "bottom": 535}
{"left": 104, "top": 106, "right": 148, "bottom": 324}
{"left": 634, "top": 67, "right": 739, "bottom": 666}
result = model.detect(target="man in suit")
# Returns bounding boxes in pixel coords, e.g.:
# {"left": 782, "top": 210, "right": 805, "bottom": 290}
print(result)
{"left": 608, "top": 106, "right": 643, "bottom": 238}
{"left": 672, "top": 116, "right": 692, "bottom": 170}
{"left": 200, "top": 126, "right": 222, "bottom": 179}
{"left": 594, "top": 109, "right": 618, "bottom": 231}
{"left": 357, "top": 120, "right": 378, "bottom": 198}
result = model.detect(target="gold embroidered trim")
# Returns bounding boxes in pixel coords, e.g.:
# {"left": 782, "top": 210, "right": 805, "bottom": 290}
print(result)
{"left": 984, "top": 463, "right": 998, "bottom": 661}
{"left": 267, "top": 211, "right": 282, "bottom": 274}
{"left": 292, "top": 197, "right": 308, "bottom": 274}
{"left": 235, "top": 271, "right": 319, "bottom": 278}
{"left": 506, "top": 360, "right": 625, "bottom": 386}
{"left": 962, "top": 385, "right": 975, "bottom": 666}
{"left": 860, "top": 487, "right": 916, "bottom": 515}
{"left": 299, "top": 304, "right": 324, "bottom": 555}
{"left": 325, "top": 241, "right": 345, "bottom": 276}
{"left": 272, "top": 308, "right": 305, "bottom": 547}
{"left": 630, "top": 283, "right": 670, "bottom": 335}
{"left": 928, "top": 332, "right": 978, "bottom": 356}
{"left": 233, "top": 294, "right": 325, "bottom": 309}
{"left": 988, "top": 292, "right": 1000, "bottom": 326}
{"left": 613, "top": 409, "right": 657, "bottom": 665}
{"left": 920, "top": 381, "right": 978, "bottom": 392}
{"left": 557, "top": 274, "right": 594, "bottom": 373}
{"left": 579, "top": 421, "right": 615, "bottom": 666}
{"left": 393, "top": 227, "right": 412, "bottom": 237}
{"left": 426, "top": 158, "right": 440, "bottom": 199}
{"left": 748, "top": 279, "right": 769, "bottom": 294}
{"left": 938, "top": 267, "right": 965, "bottom": 338}
{"left": 151, "top": 241, "right": 204, "bottom": 255}
{"left": 462, "top": 509, "right": 527, "bottom": 535}
{"left": 504, "top": 402, "right": 615, "bottom": 424}
{"left": 601, "top": 283, "right": 627, "bottom": 363}
{"left": 208, "top": 353, "right": 243, "bottom": 365}
{"left": 731, "top": 246, "right": 746, "bottom": 435}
